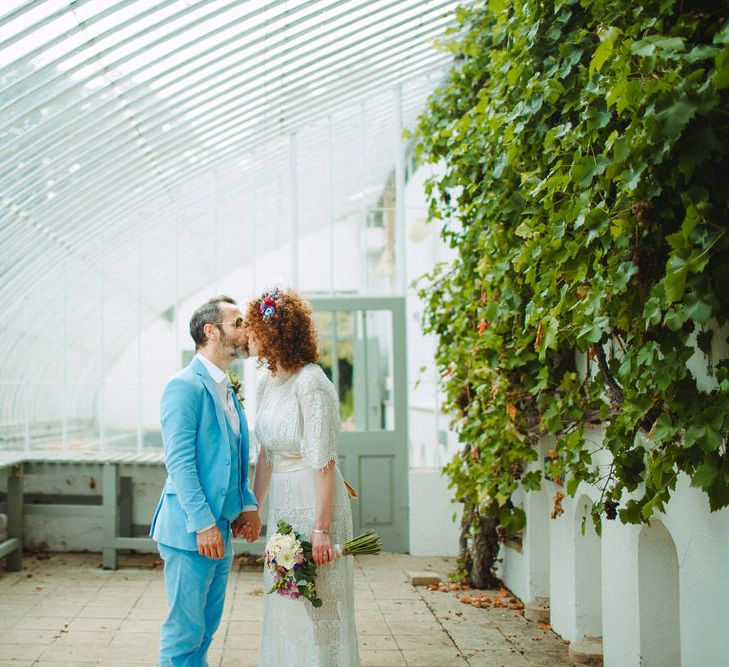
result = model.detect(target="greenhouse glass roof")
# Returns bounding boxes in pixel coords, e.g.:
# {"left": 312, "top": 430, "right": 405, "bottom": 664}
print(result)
{"left": 0, "top": 0, "right": 463, "bottom": 450}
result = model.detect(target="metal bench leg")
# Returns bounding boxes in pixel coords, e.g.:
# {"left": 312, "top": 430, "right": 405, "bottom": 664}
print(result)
{"left": 6, "top": 465, "right": 23, "bottom": 572}
{"left": 119, "top": 476, "right": 133, "bottom": 554}
{"left": 102, "top": 463, "right": 119, "bottom": 570}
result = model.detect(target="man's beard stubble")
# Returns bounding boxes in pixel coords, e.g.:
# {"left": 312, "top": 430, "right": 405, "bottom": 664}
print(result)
{"left": 219, "top": 330, "right": 245, "bottom": 359}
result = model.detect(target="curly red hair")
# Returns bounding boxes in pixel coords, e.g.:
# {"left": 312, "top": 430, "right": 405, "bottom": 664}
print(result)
{"left": 244, "top": 289, "right": 320, "bottom": 374}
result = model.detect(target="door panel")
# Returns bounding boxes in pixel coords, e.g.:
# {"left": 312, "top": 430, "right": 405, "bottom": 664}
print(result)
{"left": 358, "top": 455, "right": 395, "bottom": 526}
{"left": 310, "top": 296, "right": 408, "bottom": 552}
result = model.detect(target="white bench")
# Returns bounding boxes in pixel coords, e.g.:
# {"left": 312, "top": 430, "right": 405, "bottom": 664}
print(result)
{"left": 0, "top": 451, "right": 264, "bottom": 570}
{"left": 0, "top": 451, "right": 165, "bottom": 570}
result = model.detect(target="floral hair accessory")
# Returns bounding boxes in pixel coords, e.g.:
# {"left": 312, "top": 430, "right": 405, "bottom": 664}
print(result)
{"left": 259, "top": 287, "right": 282, "bottom": 320}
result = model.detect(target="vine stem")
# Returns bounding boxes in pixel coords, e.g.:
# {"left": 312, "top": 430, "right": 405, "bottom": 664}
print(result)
{"left": 594, "top": 343, "right": 624, "bottom": 406}
{"left": 691, "top": 229, "right": 726, "bottom": 264}
{"left": 597, "top": 460, "right": 616, "bottom": 508}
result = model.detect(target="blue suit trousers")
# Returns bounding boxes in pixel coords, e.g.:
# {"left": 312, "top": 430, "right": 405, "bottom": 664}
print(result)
{"left": 158, "top": 535, "right": 233, "bottom": 667}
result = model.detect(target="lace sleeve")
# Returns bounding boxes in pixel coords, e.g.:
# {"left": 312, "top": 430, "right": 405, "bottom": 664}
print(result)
{"left": 297, "top": 367, "right": 341, "bottom": 471}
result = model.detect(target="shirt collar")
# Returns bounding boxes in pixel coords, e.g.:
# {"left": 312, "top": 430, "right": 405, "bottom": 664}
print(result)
{"left": 195, "top": 353, "right": 228, "bottom": 384}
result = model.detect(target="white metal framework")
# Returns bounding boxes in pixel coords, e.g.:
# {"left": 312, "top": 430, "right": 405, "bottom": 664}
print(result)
{"left": 0, "top": 0, "right": 463, "bottom": 451}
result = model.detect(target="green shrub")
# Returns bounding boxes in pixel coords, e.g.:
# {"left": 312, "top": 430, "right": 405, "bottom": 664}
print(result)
{"left": 414, "top": 0, "right": 729, "bottom": 575}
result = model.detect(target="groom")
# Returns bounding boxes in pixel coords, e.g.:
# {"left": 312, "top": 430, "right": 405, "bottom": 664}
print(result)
{"left": 150, "top": 295, "right": 262, "bottom": 666}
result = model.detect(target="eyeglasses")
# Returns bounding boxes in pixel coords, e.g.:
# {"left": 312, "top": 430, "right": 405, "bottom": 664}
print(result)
{"left": 212, "top": 317, "right": 244, "bottom": 329}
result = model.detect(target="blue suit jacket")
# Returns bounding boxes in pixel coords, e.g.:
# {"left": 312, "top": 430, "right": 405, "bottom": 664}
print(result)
{"left": 150, "top": 357, "right": 257, "bottom": 551}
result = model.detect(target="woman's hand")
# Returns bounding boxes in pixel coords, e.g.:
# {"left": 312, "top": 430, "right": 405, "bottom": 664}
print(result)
{"left": 311, "top": 530, "right": 334, "bottom": 566}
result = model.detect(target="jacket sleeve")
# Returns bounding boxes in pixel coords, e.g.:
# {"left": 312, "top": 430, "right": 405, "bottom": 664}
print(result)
{"left": 241, "top": 408, "right": 258, "bottom": 511}
{"left": 160, "top": 377, "right": 216, "bottom": 533}
{"left": 242, "top": 482, "right": 258, "bottom": 509}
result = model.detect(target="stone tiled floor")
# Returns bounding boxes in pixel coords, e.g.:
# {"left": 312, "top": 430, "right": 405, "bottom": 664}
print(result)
{"left": 0, "top": 552, "right": 571, "bottom": 666}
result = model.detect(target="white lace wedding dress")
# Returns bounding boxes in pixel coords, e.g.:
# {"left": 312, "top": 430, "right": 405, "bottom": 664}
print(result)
{"left": 255, "top": 363, "right": 360, "bottom": 667}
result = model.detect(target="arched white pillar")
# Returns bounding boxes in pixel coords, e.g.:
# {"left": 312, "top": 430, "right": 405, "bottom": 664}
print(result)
{"left": 638, "top": 519, "right": 681, "bottom": 666}
{"left": 574, "top": 495, "right": 602, "bottom": 639}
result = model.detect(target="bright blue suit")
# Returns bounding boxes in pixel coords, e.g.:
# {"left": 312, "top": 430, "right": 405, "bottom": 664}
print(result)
{"left": 150, "top": 356, "right": 257, "bottom": 667}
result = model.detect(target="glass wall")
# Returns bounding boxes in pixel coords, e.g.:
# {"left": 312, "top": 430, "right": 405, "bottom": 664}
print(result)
{"left": 0, "top": 0, "right": 464, "bottom": 454}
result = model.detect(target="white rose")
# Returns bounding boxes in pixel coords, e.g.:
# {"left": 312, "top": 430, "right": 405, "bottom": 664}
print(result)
{"left": 279, "top": 551, "right": 295, "bottom": 571}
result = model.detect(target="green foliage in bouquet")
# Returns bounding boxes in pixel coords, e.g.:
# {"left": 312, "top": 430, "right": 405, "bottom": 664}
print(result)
{"left": 413, "top": 0, "right": 729, "bottom": 577}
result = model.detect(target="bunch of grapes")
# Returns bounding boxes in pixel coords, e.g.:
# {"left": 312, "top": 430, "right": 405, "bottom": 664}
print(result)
{"left": 604, "top": 500, "right": 619, "bottom": 520}
{"left": 632, "top": 201, "right": 650, "bottom": 226}
{"left": 632, "top": 245, "right": 663, "bottom": 287}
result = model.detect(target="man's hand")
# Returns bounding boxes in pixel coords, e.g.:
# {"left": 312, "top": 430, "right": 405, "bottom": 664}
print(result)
{"left": 197, "top": 525, "right": 225, "bottom": 559}
{"left": 233, "top": 510, "right": 262, "bottom": 543}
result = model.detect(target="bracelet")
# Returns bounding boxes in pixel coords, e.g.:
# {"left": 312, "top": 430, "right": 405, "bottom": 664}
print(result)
{"left": 313, "top": 528, "right": 329, "bottom": 534}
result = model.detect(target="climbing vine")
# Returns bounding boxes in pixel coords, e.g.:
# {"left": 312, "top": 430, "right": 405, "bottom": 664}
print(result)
{"left": 413, "top": 0, "right": 729, "bottom": 578}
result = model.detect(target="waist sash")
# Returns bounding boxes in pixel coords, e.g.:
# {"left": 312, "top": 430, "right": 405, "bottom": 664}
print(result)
{"left": 270, "top": 451, "right": 310, "bottom": 473}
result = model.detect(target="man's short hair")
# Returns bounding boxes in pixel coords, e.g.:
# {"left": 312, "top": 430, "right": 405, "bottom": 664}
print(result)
{"left": 189, "top": 295, "right": 236, "bottom": 349}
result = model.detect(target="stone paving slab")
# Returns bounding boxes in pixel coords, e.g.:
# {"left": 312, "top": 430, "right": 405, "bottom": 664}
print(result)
{"left": 0, "top": 552, "right": 572, "bottom": 666}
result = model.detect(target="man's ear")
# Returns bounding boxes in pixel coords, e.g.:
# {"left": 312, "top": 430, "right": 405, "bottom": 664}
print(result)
{"left": 203, "top": 322, "right": 218, "bottom": 342}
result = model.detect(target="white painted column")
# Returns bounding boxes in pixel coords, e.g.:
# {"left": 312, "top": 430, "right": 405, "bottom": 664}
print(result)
{"left": 213, "top": 168, "right": 219, "bottom": 294}
{"left": 61, "top": 256, "right": 68, "bottom": 451}
{"left": 173, "top": 203, "right": 181, "bottom": 371}
{"left": 136, "top": 213, "right": 143, "bottom": 453}
{"left": 288, "top": 131, "right": 299, "bottom": 288}
{"left": 359, "top": 102, "right": 368, "bottom": 294}
{"left": 327, "top": 115, "right": 335, "bottom": 295}
{"left": 393, "top": 84, "right": 407, "bottom": 295}
{"left": 98, "top": 233, "right": 106, "bottom": 451}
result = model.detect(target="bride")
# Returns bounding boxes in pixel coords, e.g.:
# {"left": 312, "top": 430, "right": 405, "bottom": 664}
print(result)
{"left": 244, "top": 287, "right": 360, "bottom": 667}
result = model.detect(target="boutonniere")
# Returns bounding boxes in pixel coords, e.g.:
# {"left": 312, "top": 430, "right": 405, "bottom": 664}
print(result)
{"left": 227, "top": 370, "right": 244, "bottom": 406}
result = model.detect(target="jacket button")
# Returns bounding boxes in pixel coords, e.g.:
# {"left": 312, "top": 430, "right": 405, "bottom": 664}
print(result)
{"left": 225, "top": 460, "right": 230, "bottom": 466}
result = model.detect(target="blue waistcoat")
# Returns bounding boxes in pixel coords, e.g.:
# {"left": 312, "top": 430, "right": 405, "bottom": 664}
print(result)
{"left": 220, "top": 417, "right": 243, "bottom": 522}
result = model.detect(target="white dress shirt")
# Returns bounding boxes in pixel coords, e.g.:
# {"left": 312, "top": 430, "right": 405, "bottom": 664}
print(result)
{"left": 195, "top": 354, "right": 257, "bottom": 533}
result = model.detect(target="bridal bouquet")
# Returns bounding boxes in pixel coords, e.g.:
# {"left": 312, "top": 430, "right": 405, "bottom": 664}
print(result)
{"left": 261, "top": 519, "right": 381, "bottom": 608}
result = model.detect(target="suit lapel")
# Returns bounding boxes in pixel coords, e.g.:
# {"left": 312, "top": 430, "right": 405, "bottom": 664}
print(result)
{"left": 233, "top": 393, "right": 248, "bottom": 466}
{"left": 193, "top": 358, "right": 229, "bottom": 444}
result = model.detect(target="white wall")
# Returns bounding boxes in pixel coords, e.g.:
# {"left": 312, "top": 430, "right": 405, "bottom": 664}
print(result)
{"left": 501, "top": 430, "right": 729, "bottom": 666}
{"left": 408, "top": 470, "right": 461, "bottom": 557}
{"left": 498, "top": 472, "right": 552, "bottom": 603}
{"left": 403, "top": 163, "right": 462, "bottom": 556}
